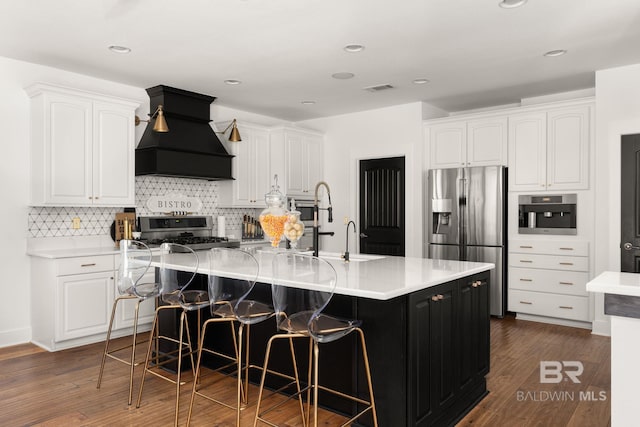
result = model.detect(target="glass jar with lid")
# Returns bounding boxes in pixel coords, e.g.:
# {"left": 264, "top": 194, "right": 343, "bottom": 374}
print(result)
{"left": 259, "top": 175, "right": 289, "bottom": 248}
{"left": 283, "top": 198, "right": 305, "bottom": 249}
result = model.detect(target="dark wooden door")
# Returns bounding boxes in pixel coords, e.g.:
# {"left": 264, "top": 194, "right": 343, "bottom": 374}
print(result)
{"left": 359, "top": 156, "right": 405, "bottom": 256}
{"left": 621, "top": 134, "right": 640, "bottom": 272}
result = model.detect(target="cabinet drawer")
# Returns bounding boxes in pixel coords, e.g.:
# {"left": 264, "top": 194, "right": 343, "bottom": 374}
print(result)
{"left": 508, "top": 253, "right": 588, "bottom": 272}
{"left": 57, "top": 255, "right": 114, "bottom": 276}
{"left": 509, "top": 267, "right": 588, "bottom": 296}
{"left": 510, "top": 240, "right": 588, "bottom": 257}
{"left": 508, "top": 289, "right": 589, "bottom": 321}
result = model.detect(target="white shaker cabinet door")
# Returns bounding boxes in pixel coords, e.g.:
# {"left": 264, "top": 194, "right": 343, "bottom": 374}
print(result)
{"left": 508, "top": 112, "right": 547, "bottom": 191}
{"left": 43, "top": 93, "right": 93, "bottom": 205}
{"left": 428, "top": 121, "right": 466, "bottom": 169}
{"left": 92, "top": 102, "right": 135, "bottom": 206}
{"left": 467, "top": 117, "right": 508, "bottom": 167}
{"left": 546, "top": 105, "right": 590, "bottom": 190}
{"left": 55, "top": 271, "right": 114, "bottom": 341}
{"left": 285, "top": 132, "right": 307, "bottom": 196}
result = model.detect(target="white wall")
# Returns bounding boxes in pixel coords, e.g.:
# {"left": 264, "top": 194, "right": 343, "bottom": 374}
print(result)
{"left": 300, "top": 102, "right": 425, "bottom": 257}
{"left": 592, "top": 63, "right": 640, "bottom": 335}
{"left": 0, "top": 56, "right": 147, "bottom": 348}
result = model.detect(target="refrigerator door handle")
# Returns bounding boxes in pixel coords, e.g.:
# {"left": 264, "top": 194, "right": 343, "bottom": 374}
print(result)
{"left": 459, "top": 177, "right": 467, "bottom": 260}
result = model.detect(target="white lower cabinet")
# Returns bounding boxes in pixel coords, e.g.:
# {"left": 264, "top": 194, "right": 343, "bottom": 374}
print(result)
{"left": 508, "top": 239, "right": 591, "bottom": 325}
{"left": 31, "top": 253, "right": 154, "bottom": 351}
{"left": 56, "top": 270, "right": 114, "bottom": 341}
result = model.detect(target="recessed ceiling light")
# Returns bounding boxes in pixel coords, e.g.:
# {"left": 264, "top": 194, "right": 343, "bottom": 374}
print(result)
{"left": 108, "top": 45, "right": 131, "bottom": 54}
{"left": 301, "top": 101, "right": 316, "bottom": 105}
{"left": 224, "top": 79, "right": 242, "bottom": 85}
{"left": 413, "top": 78, "right": 430, "bottom": 85}
{"left": 332, "top": 72, "right": 355, "bottom": 80}
{"left": 499, "top": 0, "right": 527, "bottom": 8}
{"left": 543, "top": 49, "right": 567, "bottom": 57}
{"left": 344, "top": 44, "right": 365, "bottom": 53}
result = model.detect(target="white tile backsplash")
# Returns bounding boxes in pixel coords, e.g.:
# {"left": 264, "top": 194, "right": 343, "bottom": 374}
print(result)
{"left": 28, "top": 176, "right": 259, "bottom": 238}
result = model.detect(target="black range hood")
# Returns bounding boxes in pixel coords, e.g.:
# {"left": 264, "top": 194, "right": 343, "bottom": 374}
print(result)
{"left": 135, "top": 85, "right": 234, "bottom": 180}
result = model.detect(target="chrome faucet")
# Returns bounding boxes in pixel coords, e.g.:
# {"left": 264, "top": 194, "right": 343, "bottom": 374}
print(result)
{"left": 313, "top": 181, "right": 333, "bottom": 257}
{"left": 342, "top": 221, "right": 356, "bottom": 262}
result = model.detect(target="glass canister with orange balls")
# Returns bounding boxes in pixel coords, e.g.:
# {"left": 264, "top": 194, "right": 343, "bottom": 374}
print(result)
{"left": 259, "top": 175, "right": 288, "bottom": 248}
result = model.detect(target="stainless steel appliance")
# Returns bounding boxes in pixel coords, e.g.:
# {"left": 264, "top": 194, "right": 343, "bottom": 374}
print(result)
{"left": 139, "top": 215, "right": 240, "bottom": 250}
{"left": 518, "top": 194, "right": 577, "bottom": 235}
{"left": 426, "top": 166, "right": 507, "bottom": 317}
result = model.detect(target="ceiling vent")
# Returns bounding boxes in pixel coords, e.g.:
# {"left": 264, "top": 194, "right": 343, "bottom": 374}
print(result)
{"left": 363, "top": 84, "right": 395, "bottom": 92}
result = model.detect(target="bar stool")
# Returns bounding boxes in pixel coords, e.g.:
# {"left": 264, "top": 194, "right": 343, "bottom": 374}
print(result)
{"left": 186, "top": 248, "right": 275, "bottom": 426}
{"left": 97, "top": 239, "right": 157, "bottom": 405}
{"left": 254, "top": 252, "right": 378, "bottom": 427}
{"left": 136, "top": 243, "right": 208, "bottom": 427}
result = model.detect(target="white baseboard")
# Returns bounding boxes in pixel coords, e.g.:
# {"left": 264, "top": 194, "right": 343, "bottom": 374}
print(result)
{"left": 590, "top": 318, "right": 611, "bottom": 336}
{"left": 0, "top": 327, "right": 31, "bottom": 349}
{"left": 515, "top": 313, "right": 592, "bottom": 329}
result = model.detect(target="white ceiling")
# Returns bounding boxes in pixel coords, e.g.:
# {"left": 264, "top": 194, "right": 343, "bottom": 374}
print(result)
{"left": 1, "top": 0, "right": 640, "bottom": 121}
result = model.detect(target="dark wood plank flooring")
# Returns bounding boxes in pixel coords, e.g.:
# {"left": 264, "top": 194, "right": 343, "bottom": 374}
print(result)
{"left": 0, "top": 315, "right": 610, "bottom": 426}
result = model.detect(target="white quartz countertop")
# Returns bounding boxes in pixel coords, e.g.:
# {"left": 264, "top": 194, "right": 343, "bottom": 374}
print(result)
{"left": 156, "top": 250, "right": 494, "bottom": 301}
{"left": 28, "top": 245, "right": 121, "bottom": 258}
{"left": 586, "top": 271, "right": 640, "bottom": 297}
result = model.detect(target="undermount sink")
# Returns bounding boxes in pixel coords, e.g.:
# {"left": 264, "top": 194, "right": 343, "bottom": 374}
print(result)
{"left": 318, "top": 252, "right": 385, "bottom": 262}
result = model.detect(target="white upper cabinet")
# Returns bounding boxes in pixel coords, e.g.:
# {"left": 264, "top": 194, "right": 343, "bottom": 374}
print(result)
{"left": 546, "top": 106, "right": 590, "bottom": 190}
{"left": 426, "top": 116, "right": 507, "bottom": 169}
{"left": 26, "top": 83, "right": 138, "bottom": 206}
{"left": 466, "top": 117, "right": 508, "bottom": 166}
{"left": 217, "top": 122, "right": 272, "bottom": 207}
{"left": 508, "top": 103, "right": 590, "bottom": 191}
{"left": 270, "top": 127, "right": 324, "bottom": 197}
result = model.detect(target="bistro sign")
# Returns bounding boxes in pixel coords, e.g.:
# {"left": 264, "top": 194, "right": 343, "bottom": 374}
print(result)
{"left": 146, "top": 194, "right": 203, "bottom": 214}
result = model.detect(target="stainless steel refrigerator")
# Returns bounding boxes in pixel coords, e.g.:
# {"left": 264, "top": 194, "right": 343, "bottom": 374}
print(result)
{"left": 426, "top": 166, "right": 507, "bottom": 317}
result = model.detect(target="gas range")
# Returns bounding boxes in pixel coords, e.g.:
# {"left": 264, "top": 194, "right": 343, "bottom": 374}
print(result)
{"left": 139, "top": 215, "right": 240, "bottom": 250}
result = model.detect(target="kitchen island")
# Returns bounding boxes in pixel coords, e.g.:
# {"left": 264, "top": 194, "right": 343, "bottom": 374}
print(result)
{"left": 587, "top": 272, "right": 640, "bottom": 427}
{"left": 156, "top": 251, "right": 494, "bottom": 427}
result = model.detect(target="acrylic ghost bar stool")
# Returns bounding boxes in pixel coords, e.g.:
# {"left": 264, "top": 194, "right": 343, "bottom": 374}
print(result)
{"left": 253, "top": 252, "right": 378, "bottom": 427}
{"left": 186, "top": 248, "right": 275, "bottom": 426}
{"left": 97, "top": 239, "right": 157, "bottom": 405}
{"left": 136, "top": 243, "right": 208, "bottom": 427}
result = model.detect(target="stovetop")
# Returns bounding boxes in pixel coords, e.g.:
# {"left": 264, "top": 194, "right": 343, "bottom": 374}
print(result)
{"left": 145, "top": 235, "right": 240, "bottom": 250}
{"left": 138, "top": 215, "right": 240, "bottom": 250}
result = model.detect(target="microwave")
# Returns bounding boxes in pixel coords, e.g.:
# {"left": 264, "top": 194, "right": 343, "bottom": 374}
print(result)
{"left": 518, "top": 194, "right": 577, "bottom": 235}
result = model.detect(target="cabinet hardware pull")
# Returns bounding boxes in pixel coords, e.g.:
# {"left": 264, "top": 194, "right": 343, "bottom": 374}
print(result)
{"left": 472, "top": 283, "right": 478, "bottom": 288}
{"left": 88, "top": 196, "right": 93, "bottom": 200}
{"left": 520, "top": 301, "right": 533, "bottom": 305}
{"left": 559, "top": 262, "right": 573, "bottom": 266}
{"left": 519, "top": 278, "right": 533, "bottom": 282}
{"left": 559, "top": 282, "right": 574, "bottom": 285}
{"left": 559, "top": 247, "right": 574, "bottom": 250}
{"left": 81, "top": 263, "right": 96, "bottom": 267}
{"left": 519, "top": 260, "right": 533, "bottom": 263}
{"left": 431, "top": 295, "right": 439, "bottom": 302}
{"left": 559, "top": 306, "right": 573, "bottom": 310}
{"left": 437, "top": 294, "right": 444, "bottom": 300}
{"left": 519, "top": 245, "right": 533, "bottom": 249}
